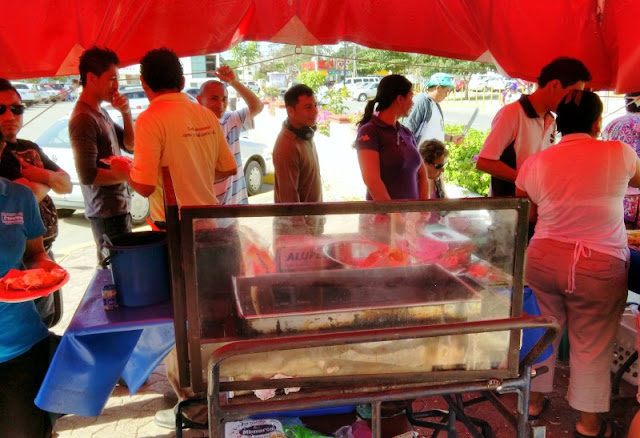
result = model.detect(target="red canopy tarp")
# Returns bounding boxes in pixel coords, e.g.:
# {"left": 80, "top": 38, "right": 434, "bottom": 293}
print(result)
{"left": 5, "top": 0, "right": 640, "bottom": 92}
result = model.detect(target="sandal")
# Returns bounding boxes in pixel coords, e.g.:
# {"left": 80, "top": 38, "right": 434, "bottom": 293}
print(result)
{"left": 574, "top": 419, "right": 622, "bottom": 438}
{"left": 529, "top": 396, "right": 550, "bottom": 420}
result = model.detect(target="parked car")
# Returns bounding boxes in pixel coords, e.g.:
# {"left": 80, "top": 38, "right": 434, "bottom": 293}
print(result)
{"left": 39, "top": 85, "right": 61, "bottom": 102}
{"left": 238, "top": 136, "right": 274, "bottom": 196}
{"left": 12, "top": 82, "right": 39, "bottom": 105}
{"left": 35, "top": 116, "right": 272, "bottom": 223}
{"left": 339, "top": 76, "right": 380, "bottom": 93}
{"left": 242, "top": 80, "right": 261, "bottom": 94}
{"left": 102, "top": 87, "right": 149, "bottom": 113}
{"left": 351, "top": 82, "right": 379, "bottom": 101}
{"left": 44, "top": 83, "right": 67, "bottom": 100}
{"left": 485, "top": 74, "right": 509, "bottom": 90}
{"left": 36, "top": 116, "right": 150, "bottom": 224}
{"left": 455, "top": 78, "right": 466, "bottom": 92}
{"left": 101, "top": 87, "right": 199, "bottom": 119}
{"left": 467, "top": 74, "right": 489, "bottom": 91}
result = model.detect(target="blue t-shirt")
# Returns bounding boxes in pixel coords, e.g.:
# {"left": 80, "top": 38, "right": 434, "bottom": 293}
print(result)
{"left": 355, "top": 115, "right": 423, "bottom": 200}
{"left": 0, "top": 177, "right": 48, "bottom": 363}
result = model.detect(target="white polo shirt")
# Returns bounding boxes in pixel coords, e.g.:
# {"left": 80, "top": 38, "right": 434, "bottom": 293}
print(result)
{"left": 516, "top": 133, "right": 637, "bottom": 261}
{"left": 479, "top": 95, "right": 556, "bottom": 195}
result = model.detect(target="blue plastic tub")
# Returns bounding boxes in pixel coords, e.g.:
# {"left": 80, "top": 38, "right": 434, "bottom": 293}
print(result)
{"left": 104, "top": 231, "right": 170, "bottom": 307}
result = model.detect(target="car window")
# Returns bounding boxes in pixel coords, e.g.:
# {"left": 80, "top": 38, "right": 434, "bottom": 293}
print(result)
{"left": 124, "top": 91, "right": 146, "bottom": 99}
{"left": 14, "top": 84, "right": 27, "bottom": 89}
{"left": 37, "top": 120, "right": 71, "bottom": 148}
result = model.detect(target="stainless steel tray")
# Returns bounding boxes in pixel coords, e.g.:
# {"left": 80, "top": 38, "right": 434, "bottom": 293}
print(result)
{"left": 233, "top": 264, "right": 482, "bottom": 335}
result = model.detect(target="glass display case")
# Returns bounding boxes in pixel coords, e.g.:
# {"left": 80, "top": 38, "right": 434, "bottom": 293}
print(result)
{"left": 168, "top": 180, "right": 529, "bottom": 391}
{"left": 161, "top": 170, "right": 558, "bottom": 437}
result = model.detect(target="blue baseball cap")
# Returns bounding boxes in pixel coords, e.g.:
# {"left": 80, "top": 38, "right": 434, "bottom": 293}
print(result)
{"left": 426, "top": 73, "right": 454, "bottom": 88}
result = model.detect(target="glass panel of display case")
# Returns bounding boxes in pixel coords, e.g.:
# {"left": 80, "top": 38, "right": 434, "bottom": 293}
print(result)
{"left": 189, "top": 201, "right": 523, "bottom": 348}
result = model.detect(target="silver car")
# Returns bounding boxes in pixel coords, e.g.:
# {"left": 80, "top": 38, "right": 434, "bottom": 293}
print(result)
{"left": 351, "top": 82, "right": 379, "bottom": 102}
{"left": 36, "top": 116, "right": 150, "bottom": 225}
{"left": 36, "top": 116, "right": 273, "bottom": 222}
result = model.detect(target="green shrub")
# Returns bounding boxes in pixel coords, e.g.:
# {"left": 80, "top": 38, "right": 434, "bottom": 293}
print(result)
{"left": 322, "top": 88, "right": 348, "bottom": 115}
{"left": 297, "top": 71, "right": 325, "bottom": 93}
{"left": 443, "top": 123, "right": 491, "bottom": 196}
{"left": 263, "top": 86, "right": 280, "bottom": 99}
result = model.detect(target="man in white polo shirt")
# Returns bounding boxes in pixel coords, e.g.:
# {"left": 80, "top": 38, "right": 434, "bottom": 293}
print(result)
{"left": 476, "top": 57, "right": 592, "bottom": 197}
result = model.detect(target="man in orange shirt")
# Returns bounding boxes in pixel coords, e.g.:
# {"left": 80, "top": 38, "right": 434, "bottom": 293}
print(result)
{"left": 115, "top": 48, "right": 236, "bottom": 227}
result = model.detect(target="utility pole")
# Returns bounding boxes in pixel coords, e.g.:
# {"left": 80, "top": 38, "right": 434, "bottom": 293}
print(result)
{"left": 353, "top": 45, "right": 357, "bottom": 77}
{"left": 314, "top": 46, "right": 318, "bottom": 71}
{"left": 343, "top": 42, "right": 347, "bottom": 83}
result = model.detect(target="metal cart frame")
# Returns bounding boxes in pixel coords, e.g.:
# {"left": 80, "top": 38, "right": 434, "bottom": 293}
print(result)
{"left": 160, "top": 169, "right": 559, "bottom": 437}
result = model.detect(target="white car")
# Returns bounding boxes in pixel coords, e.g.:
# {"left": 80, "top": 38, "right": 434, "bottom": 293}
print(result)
{"left": 39, "top": 85, "right": 61, "bottom": 102}
{"left": 239, "top": 136, "right": 274, "bottom": 196}
{"left": 485, "top": 74, "right": 509, "bottom": 90}
{"left": 102, "top": 87, "right": 149, "bottom": 113}
{"left": 36, "top": 116, "right": 273, "bottom": 222}
{"left": 351, "top": 82, "right": 379, "bottom": 101}
{"left": 467, "top": 74, "right": 489, "bottom": 91}
{"left": 36, "top": 116, "right": 150, "bottom": 225}
{"left": 242, "top": 81, "right": 261, "bottom": 94}
{"left": 12, "top": 82, "right": 39, "bottom": 105}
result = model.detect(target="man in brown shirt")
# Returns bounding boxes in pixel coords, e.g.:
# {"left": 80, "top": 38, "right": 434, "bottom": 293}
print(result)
{"left": 68, "top": 46, "right": 134, "bottom": 262}
{"left": 273, "top": 84, "right": 323, "bottom": 234}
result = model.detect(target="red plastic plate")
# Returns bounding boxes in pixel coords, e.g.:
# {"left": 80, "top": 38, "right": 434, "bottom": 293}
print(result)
{"left": 0, "top": 269, "right": 70, "bottom": 303}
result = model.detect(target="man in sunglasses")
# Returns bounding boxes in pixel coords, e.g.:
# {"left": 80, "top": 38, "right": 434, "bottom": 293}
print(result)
{"left": 0, "top": 78, "right": 72, "bottom": 327}
{"left": 69, "top": 46, "right": 134, "bottom": 262}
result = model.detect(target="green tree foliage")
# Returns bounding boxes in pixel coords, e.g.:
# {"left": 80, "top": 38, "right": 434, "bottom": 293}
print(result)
{"left": 229, "top": 42, "right": 261, "bottom": 66}
{"left": 412, "top": 55, "right": 493, "bottom": 81}
{"left": 443, "top": 123, "right": 491, "bottom": 196}
{"left": 323, "top": 88, "right": 348, "bottom": 115}
{"left": 297, "top": 71, "right": 326, "bottom": 93}
{"left": 337, "top": 46, "right": 413, "bottom": 76}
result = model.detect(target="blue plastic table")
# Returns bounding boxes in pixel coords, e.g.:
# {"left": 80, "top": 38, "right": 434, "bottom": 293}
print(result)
{"left": 35, "top": 268, "right": 175, "bottom": 416}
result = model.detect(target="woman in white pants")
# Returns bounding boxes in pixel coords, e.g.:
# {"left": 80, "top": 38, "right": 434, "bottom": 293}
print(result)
{"left": 516, "top": 90, "right": 640, "bottom": 438}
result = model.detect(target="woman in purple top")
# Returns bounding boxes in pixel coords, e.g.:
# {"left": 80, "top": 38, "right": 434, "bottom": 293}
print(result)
{"left": 355, "top": 75, "right": 428, "bottom": 201}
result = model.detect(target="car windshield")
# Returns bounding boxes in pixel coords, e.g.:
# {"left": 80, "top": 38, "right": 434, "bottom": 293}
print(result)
{"left": 36, "top": 120, "right": 70, "bottom": 149}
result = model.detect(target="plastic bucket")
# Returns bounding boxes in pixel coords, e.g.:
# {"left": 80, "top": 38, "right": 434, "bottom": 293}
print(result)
{"left": 103, "top": 231, "right": 170, "bottom": 307}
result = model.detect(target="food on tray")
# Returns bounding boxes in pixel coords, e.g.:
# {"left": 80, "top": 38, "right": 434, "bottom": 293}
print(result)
{"left": 1, "top": 268, "right": 67, "bottom": 291}
{"left": 462, "top": 261, "right": 511, "bottom": 285}
{"left": 358, "top": 246, "right": 408, "bottom": 268}
{"left": 628, "top": 230, "right": 640, "bottom": 249}
{"left": 99, "top": 155, "right": 133, "bottom": 166}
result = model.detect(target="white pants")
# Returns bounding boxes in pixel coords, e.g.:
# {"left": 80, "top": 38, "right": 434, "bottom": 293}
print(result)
{"left": 526, "top": 238, "right": 627, "bottom": 413}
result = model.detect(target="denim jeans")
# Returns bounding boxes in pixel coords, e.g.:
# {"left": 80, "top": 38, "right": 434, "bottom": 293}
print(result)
{"left": 89, "top": 213, "right": 132, "bottom": 263}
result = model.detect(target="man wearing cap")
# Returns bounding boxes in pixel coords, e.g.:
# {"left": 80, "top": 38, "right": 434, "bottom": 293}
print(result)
{"left": 404, "top": 73, "right": 463, "bottom": 146}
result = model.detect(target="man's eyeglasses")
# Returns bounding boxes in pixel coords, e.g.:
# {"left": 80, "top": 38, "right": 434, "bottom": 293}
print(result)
{"left": 0, "top": 104, "right": 25, "bottom": 116}
{"left": 431, "top": 162, "right": 446, "bottom": 170}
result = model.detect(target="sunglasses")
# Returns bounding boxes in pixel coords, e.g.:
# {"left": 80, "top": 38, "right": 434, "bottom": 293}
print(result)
{"left": 431, "top": 162, "right": 446, "bottom": 170}
{"left": 0, "top": 104, "right": 25, "bottom": 116}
